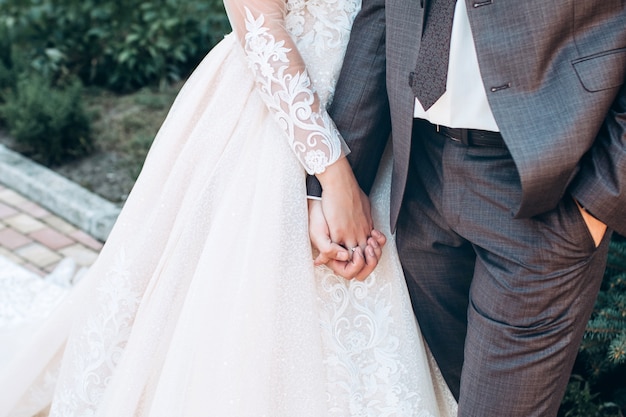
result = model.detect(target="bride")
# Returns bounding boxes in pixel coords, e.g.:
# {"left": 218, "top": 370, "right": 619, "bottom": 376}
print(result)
{"left": 0, "top": 0, "right": 457, "bottom": 415}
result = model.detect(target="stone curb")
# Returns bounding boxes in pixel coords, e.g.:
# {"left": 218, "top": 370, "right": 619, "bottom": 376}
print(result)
{"left": 0, "top": 144, "right": 120, "bottom": 241}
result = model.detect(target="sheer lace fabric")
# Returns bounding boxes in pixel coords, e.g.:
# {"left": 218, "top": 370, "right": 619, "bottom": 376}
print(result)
{"left": 224, "top": 0, "right": 351, "bottom": 174}
{"left": 0, "top": 1, "right": 457, "bottom": 416}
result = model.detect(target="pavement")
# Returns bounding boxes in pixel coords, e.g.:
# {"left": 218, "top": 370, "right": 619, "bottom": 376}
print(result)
{"left": 0, "top": 143, "right": 117, "bottom": 409}
{"left": 0, "top": 183, "right": 102, "bottom": 276}
{"left": 0, "top": 144, "right": 121, "bottom": 277}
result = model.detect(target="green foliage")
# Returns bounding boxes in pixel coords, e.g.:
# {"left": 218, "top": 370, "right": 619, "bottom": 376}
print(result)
{"left": 0, "top": 23, "right": 15, "bottom": 97}
{"left": 0, "top": 74, "right": 92, "bottom": 165}
{"left": 81, "top": 83, "right": 180, "bottom": 192}
{"left": 0, "top": 0, "right": 230, "bottom": 91}
{"left": 0, "top": 0, "right": 228, "bottom": 165}
{"left": 560, "top": 235, "right": 626, "bottom": 416}
{"left": 0, "top": 61, "right": 14, "bottom": 104}
{"left": 560, "top": 376, "right": 623, "bottom": 417}
{"left": 582, "top": 238, "right": 626, "bottom": 373}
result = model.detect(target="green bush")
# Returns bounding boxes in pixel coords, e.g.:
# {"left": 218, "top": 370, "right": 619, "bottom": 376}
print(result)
{"left": 0, "top": 24, "right": 15, "bottom": 98}
{"left": 0, "top": 61, "right": 14, "bottom": 105}
{"left": 0, "top": 0, "right": 229, "bottom": 91}
{"left": 559, "top": 235, "right": 626, "bottom": 416}
{"left": 0, "top": 74, "right": 92, "bottom": 165}
{"left": 560, "top": 376, "right": 623, "bottom": 417}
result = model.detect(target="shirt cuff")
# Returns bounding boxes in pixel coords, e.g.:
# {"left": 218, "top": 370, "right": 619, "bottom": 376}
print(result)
{"left": 306, "top": 175, "right": 322, "bottom": 199}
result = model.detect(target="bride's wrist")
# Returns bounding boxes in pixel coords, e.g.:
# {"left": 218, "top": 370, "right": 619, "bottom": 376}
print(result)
{"left": 315, "top": 157, "right": 356, "bottom": 191}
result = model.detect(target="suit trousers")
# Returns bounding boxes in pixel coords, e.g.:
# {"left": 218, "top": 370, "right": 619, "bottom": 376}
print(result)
{"left": 396, "top": 119, "right": 611, "bottom": 417}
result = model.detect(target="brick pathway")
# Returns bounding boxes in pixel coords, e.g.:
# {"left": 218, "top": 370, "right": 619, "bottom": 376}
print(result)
{"left": 0, "top": 184, "right": 102, "bottom": 277}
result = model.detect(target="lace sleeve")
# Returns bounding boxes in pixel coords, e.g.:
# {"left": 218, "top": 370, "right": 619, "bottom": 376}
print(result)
{"left": 224, "top": 0, "right": 349, "bottom": 175}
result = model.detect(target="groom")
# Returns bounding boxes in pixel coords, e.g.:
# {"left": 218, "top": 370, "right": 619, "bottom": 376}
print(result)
{"left": 309, "top": 0, "right": 626, "bottom": 416}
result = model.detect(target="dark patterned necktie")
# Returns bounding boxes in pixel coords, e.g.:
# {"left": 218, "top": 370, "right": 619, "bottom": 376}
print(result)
{"left": 411, "top": 0, "right": 457, "bottom": 110}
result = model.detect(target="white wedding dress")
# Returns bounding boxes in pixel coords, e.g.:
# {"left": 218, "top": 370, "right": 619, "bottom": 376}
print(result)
{"left": 0, "top": 0, "right": 457, "bottom": 416}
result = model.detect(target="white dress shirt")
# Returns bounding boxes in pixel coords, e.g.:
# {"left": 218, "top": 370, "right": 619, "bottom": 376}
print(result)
{"left": 414, "top": 0, "right": 500, "bottom": 132}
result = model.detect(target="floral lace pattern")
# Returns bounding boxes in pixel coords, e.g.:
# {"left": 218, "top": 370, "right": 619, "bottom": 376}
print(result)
{"left": 11, "top": 353, "right": 62, "bottom": 417}
{"left": 315, "top": 142, "right": 458, "bottom": 417}
{"left": 318, "top": 270, "right": 431, "bottom": 417}
{"left": 243, "top": 9, "right": 342, "bottom": 174}
{"left": 226, "top": 0, "right": 357, "bottom": 174}
{"left": 0, "top": 273, "right": 67, "bottom": 328}
{"left": 285, "top": 0, "right": 360, "bottom": 107}
{"left": 49, "top": 249, "right": 141, "bottom": 417}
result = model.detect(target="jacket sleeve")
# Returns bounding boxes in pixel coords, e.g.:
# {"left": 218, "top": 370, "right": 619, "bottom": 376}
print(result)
{"left": 307, "top": 0, "right": 391, "bottom": 197}
{"left": 570, "top": 79, "right": 626, "bottom": 236}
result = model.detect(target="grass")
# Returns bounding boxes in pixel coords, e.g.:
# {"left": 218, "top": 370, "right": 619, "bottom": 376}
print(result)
{"left": 84, "top": 82, "right": 182, "bottom": 180}
{"left": 0, "top": 78, "right": 183, "bottom": 203}
{"left": 30, "top": 81, "right": 187, "bottom": 204}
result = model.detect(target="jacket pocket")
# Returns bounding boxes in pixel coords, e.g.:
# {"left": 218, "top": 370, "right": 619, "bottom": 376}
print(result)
{"left": 572, "top": 48, "right": 626, "bottom": 92}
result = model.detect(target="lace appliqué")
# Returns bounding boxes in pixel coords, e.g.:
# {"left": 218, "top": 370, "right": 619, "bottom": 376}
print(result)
{"left": 11, "top": 352, "right": 63, "bottom": 417}
{"left": 285, "top": 0, "right": 360, "bottom": 108}
{"left": 49, "top": 249, "right": 141, "bottom": 417}
{"left": 242, "top": 7, "right": 344, "bottom": 175}
{"left": 317, "top": 268, "right": 436, "bottom": 417}
{"left": 0, "top": 275, "right": 67, "bottom": 328}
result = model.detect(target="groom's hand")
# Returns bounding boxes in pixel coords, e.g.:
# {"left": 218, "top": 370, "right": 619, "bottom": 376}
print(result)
{"left": 308, "top": 199, "right": 386, "bottom": 280}
{"left": 355, "top": 230, "right": 387, "bottom": 280}
{"left": 574, "top": 198, "right": 607, "bottom": 247}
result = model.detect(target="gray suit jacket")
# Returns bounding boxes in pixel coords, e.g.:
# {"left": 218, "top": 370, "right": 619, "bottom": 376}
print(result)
{"left": 328, "top": 0, "right": 626, "bottom": 235}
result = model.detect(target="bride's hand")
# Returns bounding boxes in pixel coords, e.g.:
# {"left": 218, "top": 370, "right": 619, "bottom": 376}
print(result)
{"left": 308, "top": 199, "right": 385, "bottom": 280}
{"left": 316, "top": 157, "right": 374, "bottom": 251}
{"left": 311, "top": 157, "right": 387, "bottom": 280}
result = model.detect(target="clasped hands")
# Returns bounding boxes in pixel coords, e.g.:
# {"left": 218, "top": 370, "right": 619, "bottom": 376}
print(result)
{"left": 309, "top": 157, "right": 386, "bottom": 280}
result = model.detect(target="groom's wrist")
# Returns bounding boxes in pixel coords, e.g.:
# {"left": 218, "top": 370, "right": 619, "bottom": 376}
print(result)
{"left": 306, "top": 175, "right": 322, "bottom": 199}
